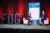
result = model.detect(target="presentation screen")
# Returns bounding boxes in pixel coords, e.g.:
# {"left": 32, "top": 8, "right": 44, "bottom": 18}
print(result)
{"left": 29, "top": 2, "right": 40, "bottom": 20}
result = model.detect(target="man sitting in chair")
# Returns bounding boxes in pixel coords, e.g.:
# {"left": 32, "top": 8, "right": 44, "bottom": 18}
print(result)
{"left": 40, "top": 10, "right": 49, "bottom": 25}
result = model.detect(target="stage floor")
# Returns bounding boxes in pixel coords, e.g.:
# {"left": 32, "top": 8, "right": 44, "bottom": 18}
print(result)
{"left": 0, "top": 24, "right": 50, "bottom": 30}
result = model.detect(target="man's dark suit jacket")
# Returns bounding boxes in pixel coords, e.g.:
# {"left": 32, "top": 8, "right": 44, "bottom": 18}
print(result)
{"left": 41, "top": 13, "right": 47, "bottom": 23}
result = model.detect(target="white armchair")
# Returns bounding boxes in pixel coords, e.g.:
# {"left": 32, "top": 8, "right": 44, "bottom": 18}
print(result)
{"left": 39, "top": 18, "right": 49, "bottom": 24}
{"left": 44, "top": 18, "right": 49, "bottom": 24}
{"left": 39, "top": 18, "right": 42, "bottom": 24}
{"left": 23, "top": 18, "right": 28, "bottom": 24}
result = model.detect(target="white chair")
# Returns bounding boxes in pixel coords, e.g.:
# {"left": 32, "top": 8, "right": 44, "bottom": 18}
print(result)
{"left": 44, "top": 18, "right": 49, "bottom": 24}
{"left": 23, "top": 18, "right": 28, "bottom": 24}
{"left": 39, "top": 18, "right": 49, "bottom": 24}
{"left": 39, "top": 18, "right": 42, "bottom": 24}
